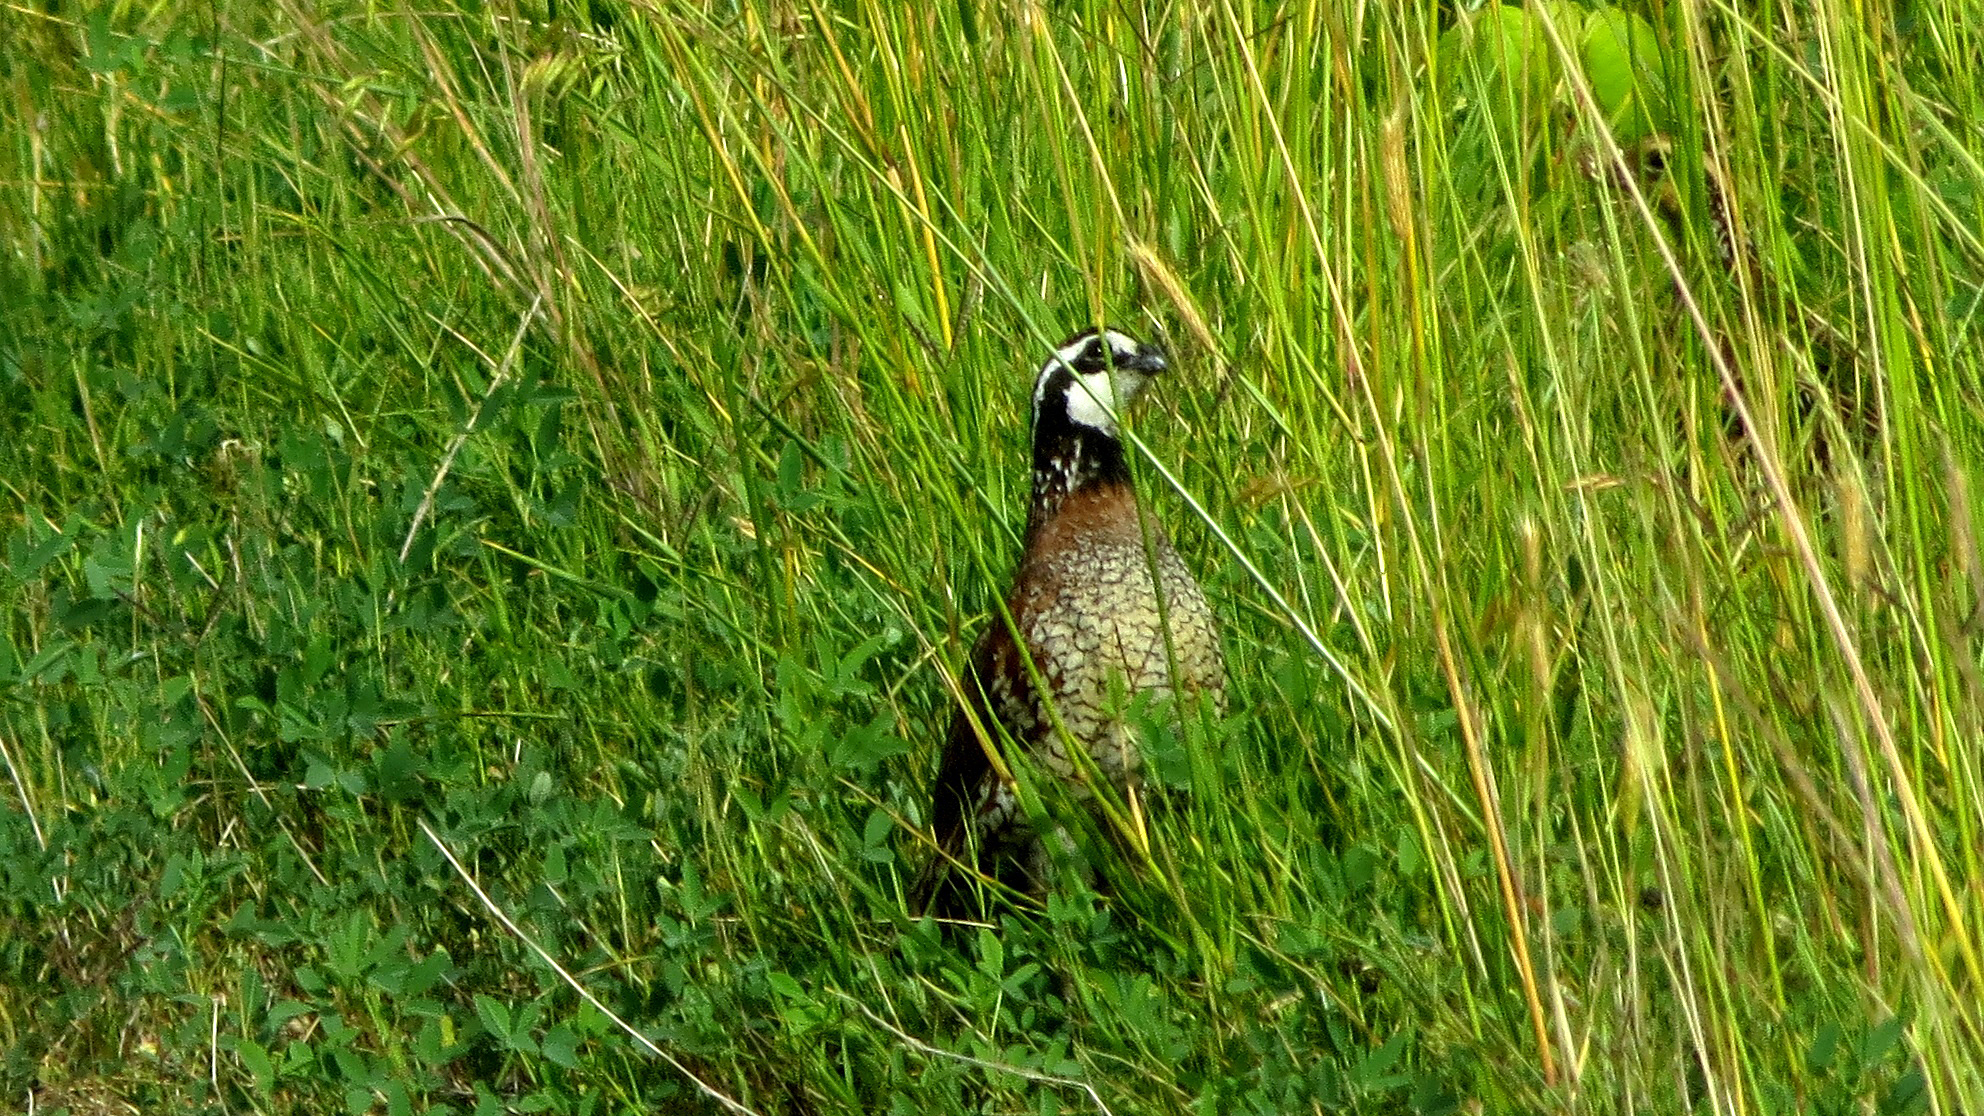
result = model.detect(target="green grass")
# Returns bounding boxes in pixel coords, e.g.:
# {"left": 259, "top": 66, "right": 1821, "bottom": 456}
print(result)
{"left": 4, "top": 1, "right": 1981, "bottom": 1112}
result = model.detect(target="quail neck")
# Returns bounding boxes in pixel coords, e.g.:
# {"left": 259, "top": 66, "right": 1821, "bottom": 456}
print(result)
{"left": 1026, "top": 328, "right": 1168, "bottom": 539}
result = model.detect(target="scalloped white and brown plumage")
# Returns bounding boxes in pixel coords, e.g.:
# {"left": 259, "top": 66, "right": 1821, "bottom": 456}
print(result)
{"left": 914, "top": 326, "right": 1225, "bottom": 918}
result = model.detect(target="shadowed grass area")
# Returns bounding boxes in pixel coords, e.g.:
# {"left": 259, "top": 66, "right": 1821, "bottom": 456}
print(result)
{"left": 3, "top": 1, "right": 1980, "bottom": 1112}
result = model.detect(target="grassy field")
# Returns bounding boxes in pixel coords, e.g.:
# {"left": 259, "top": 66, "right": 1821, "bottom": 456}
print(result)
{"left": 4, "top": 0, "right": 1981, "bottom": 1112}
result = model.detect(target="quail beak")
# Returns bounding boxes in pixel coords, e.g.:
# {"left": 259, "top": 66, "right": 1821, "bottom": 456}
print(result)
{"left": 1108, "top": 346, "right": 1166, "bottom": 411}
{"left": 1125, "top": 345, "right": 1169, "bottom": 377}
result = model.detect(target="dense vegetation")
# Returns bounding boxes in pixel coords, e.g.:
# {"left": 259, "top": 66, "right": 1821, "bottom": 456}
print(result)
{"left": 3, "top": 1, "right": 1980, "bottom": 1112}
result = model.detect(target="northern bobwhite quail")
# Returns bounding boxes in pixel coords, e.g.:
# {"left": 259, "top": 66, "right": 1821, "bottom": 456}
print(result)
{"left": 913, "top": 326, "right": 1226, "bottom": 918}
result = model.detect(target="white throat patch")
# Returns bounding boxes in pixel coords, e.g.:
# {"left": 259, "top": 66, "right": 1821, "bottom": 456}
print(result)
{"left": 1063, "top": 368, "right": 1121, "bottom": 433}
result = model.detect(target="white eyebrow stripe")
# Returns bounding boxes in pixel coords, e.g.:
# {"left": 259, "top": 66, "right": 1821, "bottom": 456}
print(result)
{"left": 1101, "top": 329, "right": 1141, "bottom": 358}
{"left": 1032, "top": 363, "right": 1055, "bottom": 411}
{"left": 1035, "top": 332, "right": 1100, "bottom": 410}
{"left": 1052, "top": 333, "right": 1099, "bottom": 366}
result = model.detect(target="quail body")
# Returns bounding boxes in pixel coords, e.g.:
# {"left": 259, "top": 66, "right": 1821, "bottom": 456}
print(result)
{"left": 915, "top": 326, "right": 1225, "bottom": 917}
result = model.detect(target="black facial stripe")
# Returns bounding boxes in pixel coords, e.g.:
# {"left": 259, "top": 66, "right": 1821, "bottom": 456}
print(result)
{"left": 1036, "top": 364, "right": 1076, "bottom": 409}
{"left": 1052, "top": 328, "right": 1117, "bottom": 375}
